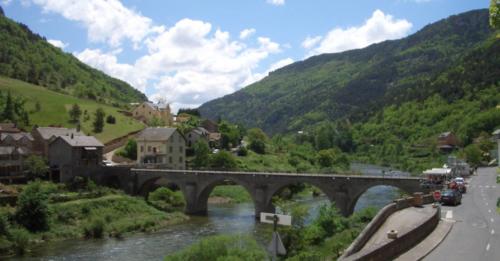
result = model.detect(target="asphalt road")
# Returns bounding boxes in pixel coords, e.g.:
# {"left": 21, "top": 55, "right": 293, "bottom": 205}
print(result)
{"left": 426, "top": 167, "right": 499, "bottom": 261}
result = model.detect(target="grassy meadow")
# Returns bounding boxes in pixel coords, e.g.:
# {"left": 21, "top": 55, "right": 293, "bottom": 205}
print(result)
{"left": 0, "top": 76, "right": 145, "bottom": 143}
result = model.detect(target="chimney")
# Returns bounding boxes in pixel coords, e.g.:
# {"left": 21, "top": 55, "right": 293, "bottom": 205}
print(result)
{"left": 71, "top": 133, "right": 74, "bottom": 139}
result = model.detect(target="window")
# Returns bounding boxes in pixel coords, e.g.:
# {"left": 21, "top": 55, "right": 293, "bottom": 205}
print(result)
{"left": 179, "top": 146, "right": 183, "bottom": 153}
{"left": 179, "top": 156, "right": 183, "bottom": 163}
{"left": 169, "top": 157, "right": 172, "bottom": 163}
{"left": 148, "top": 146, "right": 151, "bottom": 152}
{"left": 169, "top": 146, "right": 173, "bottom": 153}
{"left": 140, "top": 146, "right": 144, "bottom": 152}
{"left": 153, "top": 147, "right": 157, "bottom": 153}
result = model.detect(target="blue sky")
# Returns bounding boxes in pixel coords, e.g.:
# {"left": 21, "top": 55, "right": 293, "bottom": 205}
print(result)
{"left": 1, "top": 0, "right": 488, "bottom": 111}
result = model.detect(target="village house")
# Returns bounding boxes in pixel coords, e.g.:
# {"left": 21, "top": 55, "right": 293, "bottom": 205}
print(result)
{"left": 186, "top": 127, "right": 209, "bottom": 148}
{"left": 201, "top": 119, "right": 219, "bottom": 133}
{"left": 31, "top": 127, "right": 83, "bottom": 157}
{"left": 48, "top": 135, "right": 104, "bottom": 170}
{"left": 0, "top": 132, "right": 34, "bottom": 179}
{"left": 0, "top": 123, "right": 21, "bottom": 134}
{"left": 209, "top": 132, "right": 222, "bottom": 148}
{"left": 131, "top": 101, "right": 174, "bottom": 126}
{"left": 437, "top": 131, "right": 458, "bottom": 153}
{"left": 136, "top": 127, "right": 186, "bottom": 169}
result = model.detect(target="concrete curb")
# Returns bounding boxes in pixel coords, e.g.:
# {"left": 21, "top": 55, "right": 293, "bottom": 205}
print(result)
{"left": 395, "top": 218, "right": 454, "bottom": 261}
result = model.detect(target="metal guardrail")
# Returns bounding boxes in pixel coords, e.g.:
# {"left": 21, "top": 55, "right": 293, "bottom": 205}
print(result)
{"left": 130, "top": 168, "right": 422, "bottom": 180}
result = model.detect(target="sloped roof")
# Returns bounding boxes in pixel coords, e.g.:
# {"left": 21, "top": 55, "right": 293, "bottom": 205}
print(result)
{"left": 190, "top": 127, "right": 208, "bottom": 136}
{"left": 54, "top": 135, "right": 104, "bottom": 147}
{"left": 0, "top": 146, "right": 31, "bottom": 155}
{"left": 1, "top": 132, "right": 34, "bottom": 141}
{"left": 0, "top": 123, "right": 20, "bottom": 133}
{"left": 143, "top": 101, "right": 170, "bottom": 111}
{"left": 137, "top": 127, "right": 177, "bottom": 141}
{"left": 36, "top": 127, "right": 83, "bottom": 140}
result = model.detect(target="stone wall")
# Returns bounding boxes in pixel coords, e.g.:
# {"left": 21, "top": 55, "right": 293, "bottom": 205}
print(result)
{"left": 340, "top": 193, "right": 439, "bottom": 260}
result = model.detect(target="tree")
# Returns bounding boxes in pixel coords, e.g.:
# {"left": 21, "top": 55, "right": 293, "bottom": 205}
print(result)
{"left": 24, "top": 155, "right": 48, "bottom": 180}
{"left": 247, "top": 128, "right": 267, "bottom": 154}
{"left": 491, "top": 0, "right": 500, "bottom": 29}
{"left": 463, "top": 144, "right": 483, "bottom": 168}
{"left": 118, "top": 139, "right": 137, "bottom": 160}
{"left": 249, "top": 139, "right": 266, "bottom": 154}
{"left": 148, "top": 116, "right": 165, "bottom": 127}
{"left": 2, "top": 91, "right": 15, "bottom": 122}
{"left": 15, "top": 181, "right": 50, "bottom": 232}
{"left": 209, "top": 151, "right": 237, "bottom": 170}
{"left": 106, "top": 115, "right": 116, "bottom": 124}
{"left": 193, "top": 140, "right": 210, "bottom": 168}
{"left": 93, "top": 107, "right": 105, "bottom": 133}
{"left": 68, "top": 103, "right": 82, "bottom": 123}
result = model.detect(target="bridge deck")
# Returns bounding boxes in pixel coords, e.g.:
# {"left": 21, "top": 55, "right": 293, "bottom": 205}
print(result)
{"left": 131, "top": 168, "right": 422, "bottom": 180}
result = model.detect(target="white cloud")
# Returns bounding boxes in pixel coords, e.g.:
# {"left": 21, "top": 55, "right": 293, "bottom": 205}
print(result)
{"left": 73, "top": 16, "right": 282, "bottom": 113}
{"left": 301, "top": 36, "right": 322, "bottom": 49}
{"left": 29, "top": 0, "right": 160, "bottom": 47}
{"left": 239, "top": 28, "right": 256, "bottom": 39}
{"left": 268, "top": 58, "right": 294, "bottom": 72}
{"left": 1, "top": 0, "right": 13, "bottom": 6}
{"left": 47, "top": 39, "right": 68, "bottom": 49}
{"left": 304, "top": 10, "right": 412, "bottom": 56}
{"left": 267, "top": 0, "right": 285, "bottom": 6}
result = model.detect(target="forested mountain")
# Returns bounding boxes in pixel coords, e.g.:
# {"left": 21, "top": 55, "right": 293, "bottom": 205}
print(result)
{"left": 199, "top": 9, "right": 497, "bottom": 135}
{"left": 0, "top": 7, "right": 147, "bottom": 105}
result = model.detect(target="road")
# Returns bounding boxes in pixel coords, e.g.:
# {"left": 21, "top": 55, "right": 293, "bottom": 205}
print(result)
{"left": 426, "top": 167, "right": 499, "bottom": 261}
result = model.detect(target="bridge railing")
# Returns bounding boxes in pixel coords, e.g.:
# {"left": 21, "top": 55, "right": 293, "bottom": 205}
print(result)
{"left": 130, "top": 168, "right": 423, "bottom": 180}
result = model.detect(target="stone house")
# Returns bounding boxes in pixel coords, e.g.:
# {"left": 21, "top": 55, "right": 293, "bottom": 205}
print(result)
{"left": 0, "top": 132, "right": 34, "bottom": 178}
{"left": 0, "top": 146, "right": 29, "bottom": 177}
{"left": 201, "top": 119, "right": 219, "bottom": 133}
{"left": 209, "top": 132, "right": 222, "bottom": 148}
{"left": 437, "top": 131, "right": 458, "bottom": 153}
{"left": 131, "top": 102, "right": 174, "bottom": 126}
{"left": 186, "top": 127, "right": 209, "bottom": 148}
{"left": 136, "top": 127, "right": 186, "bottom": 169}
{"left": 48, "top": 135, "right": 104, "bottom": 169}
{"left": 0, "top": 123, "right": 21, "bottom": 134}
{"left": 32, "top": 127, "right": 83, "bottom": 157}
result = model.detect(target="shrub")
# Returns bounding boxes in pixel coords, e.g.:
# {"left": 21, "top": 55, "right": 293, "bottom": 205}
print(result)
{"left": 148, "top": 187, "right": 185, "bottom": 212}
{"left": 8, "top": 227, "right": 30, "bottom": 254}
{"left": 24, "top": 155, "right": 48, "bottom": 180}
{"left": 237, "top": 146, "right": 248, "bottom": 156}
{"left": 164, "top": 234, "right": 267, "bottom": 261}
{"left": 209, "top": 151, "right": 237, "bottom": 170}
{"left": 0, "top": 210, "right": 9, "bottom": 236}
{"left": 15, "top": 181, "right": 50, "bottom": 232}
{"left": 84, "top": 217, "right": 105, "bottom": 238}
{"left": 249, "top": 140, "right": 266, "bottom": 154}
{"left": 106, "top": 115, "right": 116, "bottom": 124}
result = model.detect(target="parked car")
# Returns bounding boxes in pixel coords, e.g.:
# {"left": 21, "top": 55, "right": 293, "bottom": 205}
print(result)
{"left": 440, "top": 189, "right": 462, "bottom": 206}
{"left": 452, "top": 177, "right": 467, "bottom": 193}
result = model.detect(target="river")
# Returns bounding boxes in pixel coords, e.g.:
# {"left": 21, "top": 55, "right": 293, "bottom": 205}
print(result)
{"left": 9, "top": 164, "right": 406, "bottom": 261}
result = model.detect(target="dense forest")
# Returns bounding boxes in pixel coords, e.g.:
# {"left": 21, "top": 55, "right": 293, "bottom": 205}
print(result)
{"left": 0, "top": 7, "right": 147, "bottom": 106}
{"left": 199, "top": 9, "right": 500, "bottom": 172}
{"left": 199, "top": 9, "right": 496, "bottom": 134}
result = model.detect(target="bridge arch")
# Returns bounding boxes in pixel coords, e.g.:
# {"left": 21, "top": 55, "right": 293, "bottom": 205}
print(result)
{"left": 345, "top": 180, "right": 422, "bottom": 216}
{"left": 138, "top": 176, "right": 185, "bottom": 199}
{"left": 194, "top": 176, "right": 256, "bottom": 215}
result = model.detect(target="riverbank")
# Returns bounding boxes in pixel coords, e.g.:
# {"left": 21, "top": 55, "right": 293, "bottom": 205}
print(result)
{"left": 0, "top": 181, "right": 188, "bottom": 258}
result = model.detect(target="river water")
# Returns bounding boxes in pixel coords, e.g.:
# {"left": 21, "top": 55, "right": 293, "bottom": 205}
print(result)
{"left": 9, "top": 164, "right": 406, "bottom": 261}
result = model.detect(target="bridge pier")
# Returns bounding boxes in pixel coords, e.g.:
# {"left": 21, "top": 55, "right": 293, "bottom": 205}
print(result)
{"left": 183, "top": 183, "right": 208, "bottom": 215}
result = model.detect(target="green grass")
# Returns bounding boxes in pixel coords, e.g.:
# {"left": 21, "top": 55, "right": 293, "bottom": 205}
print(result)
{"left": 0, "top": 77, "right": 145, "bottom": 143}
{"left": 210, "top": 185, "right": 252, "bottom": 203}
{"left": 237, "top": 150, "right": 299, "bottom": 172}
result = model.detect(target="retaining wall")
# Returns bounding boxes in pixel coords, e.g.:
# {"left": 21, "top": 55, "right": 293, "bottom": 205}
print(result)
{"left": 340, "top": 193, "right": 438, "bottom": 260}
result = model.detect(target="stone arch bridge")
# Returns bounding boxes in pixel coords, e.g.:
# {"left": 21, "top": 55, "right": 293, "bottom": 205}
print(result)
{"left": 73, "top": 167, "right": 426, "bottom": 217}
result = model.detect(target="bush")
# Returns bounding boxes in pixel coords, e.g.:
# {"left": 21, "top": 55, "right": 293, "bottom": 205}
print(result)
{"left": 0, "top": 210, "right": 9, "bottom": 236}
{"left": 84, "top": 217, "right": 105, "bottom": 238}
{"left": 15, "top": 181, "right": 50, "bottom": 232}
{"left": 117, "top": 139, "right": 137, "bottom": 160}
{"left": 249, "top": 139, "right": 266, "bottom": 154}
{"left": 209, "top": 151, "right": 237, "bottom": 170}
{"left": 24, "top": 155, "right": 48, "bottom": 180}
{"left": 237, "top": 146, "right": 248, "bottom": 156}
{"left": 106, "top": 115, "right": 116, "bottom": 124}
{"left": 148, "top": 187, "right": 185, "bottom": 212}
{"left": 193, "top": 140, "right": 210, "bottom": 168}
{"left": 164, "top": 234, "right": 267, "bottom": 261}
{"left": 8, "top": 227, "right": 30, "bottom": 254}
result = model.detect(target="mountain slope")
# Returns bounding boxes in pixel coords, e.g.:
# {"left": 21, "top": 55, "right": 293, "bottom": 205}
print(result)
{"left": 0, "top": 8, "right": 147, "bottom": 105}
{"left": 199, "top": 9, "right": 496, "bottom": 134}
{"left": 0, "top": 76, "right": 145, "bottom": 143}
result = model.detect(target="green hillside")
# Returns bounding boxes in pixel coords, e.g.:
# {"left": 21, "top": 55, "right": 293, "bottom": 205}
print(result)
{"left": 0, "top": 8, "right": 146, "bottom": 105}
{"left": 199, "top": 9, "right": 497, "bottom": 135}
{"left": 0, "top": 77, "right": 145, "bottom": 143}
